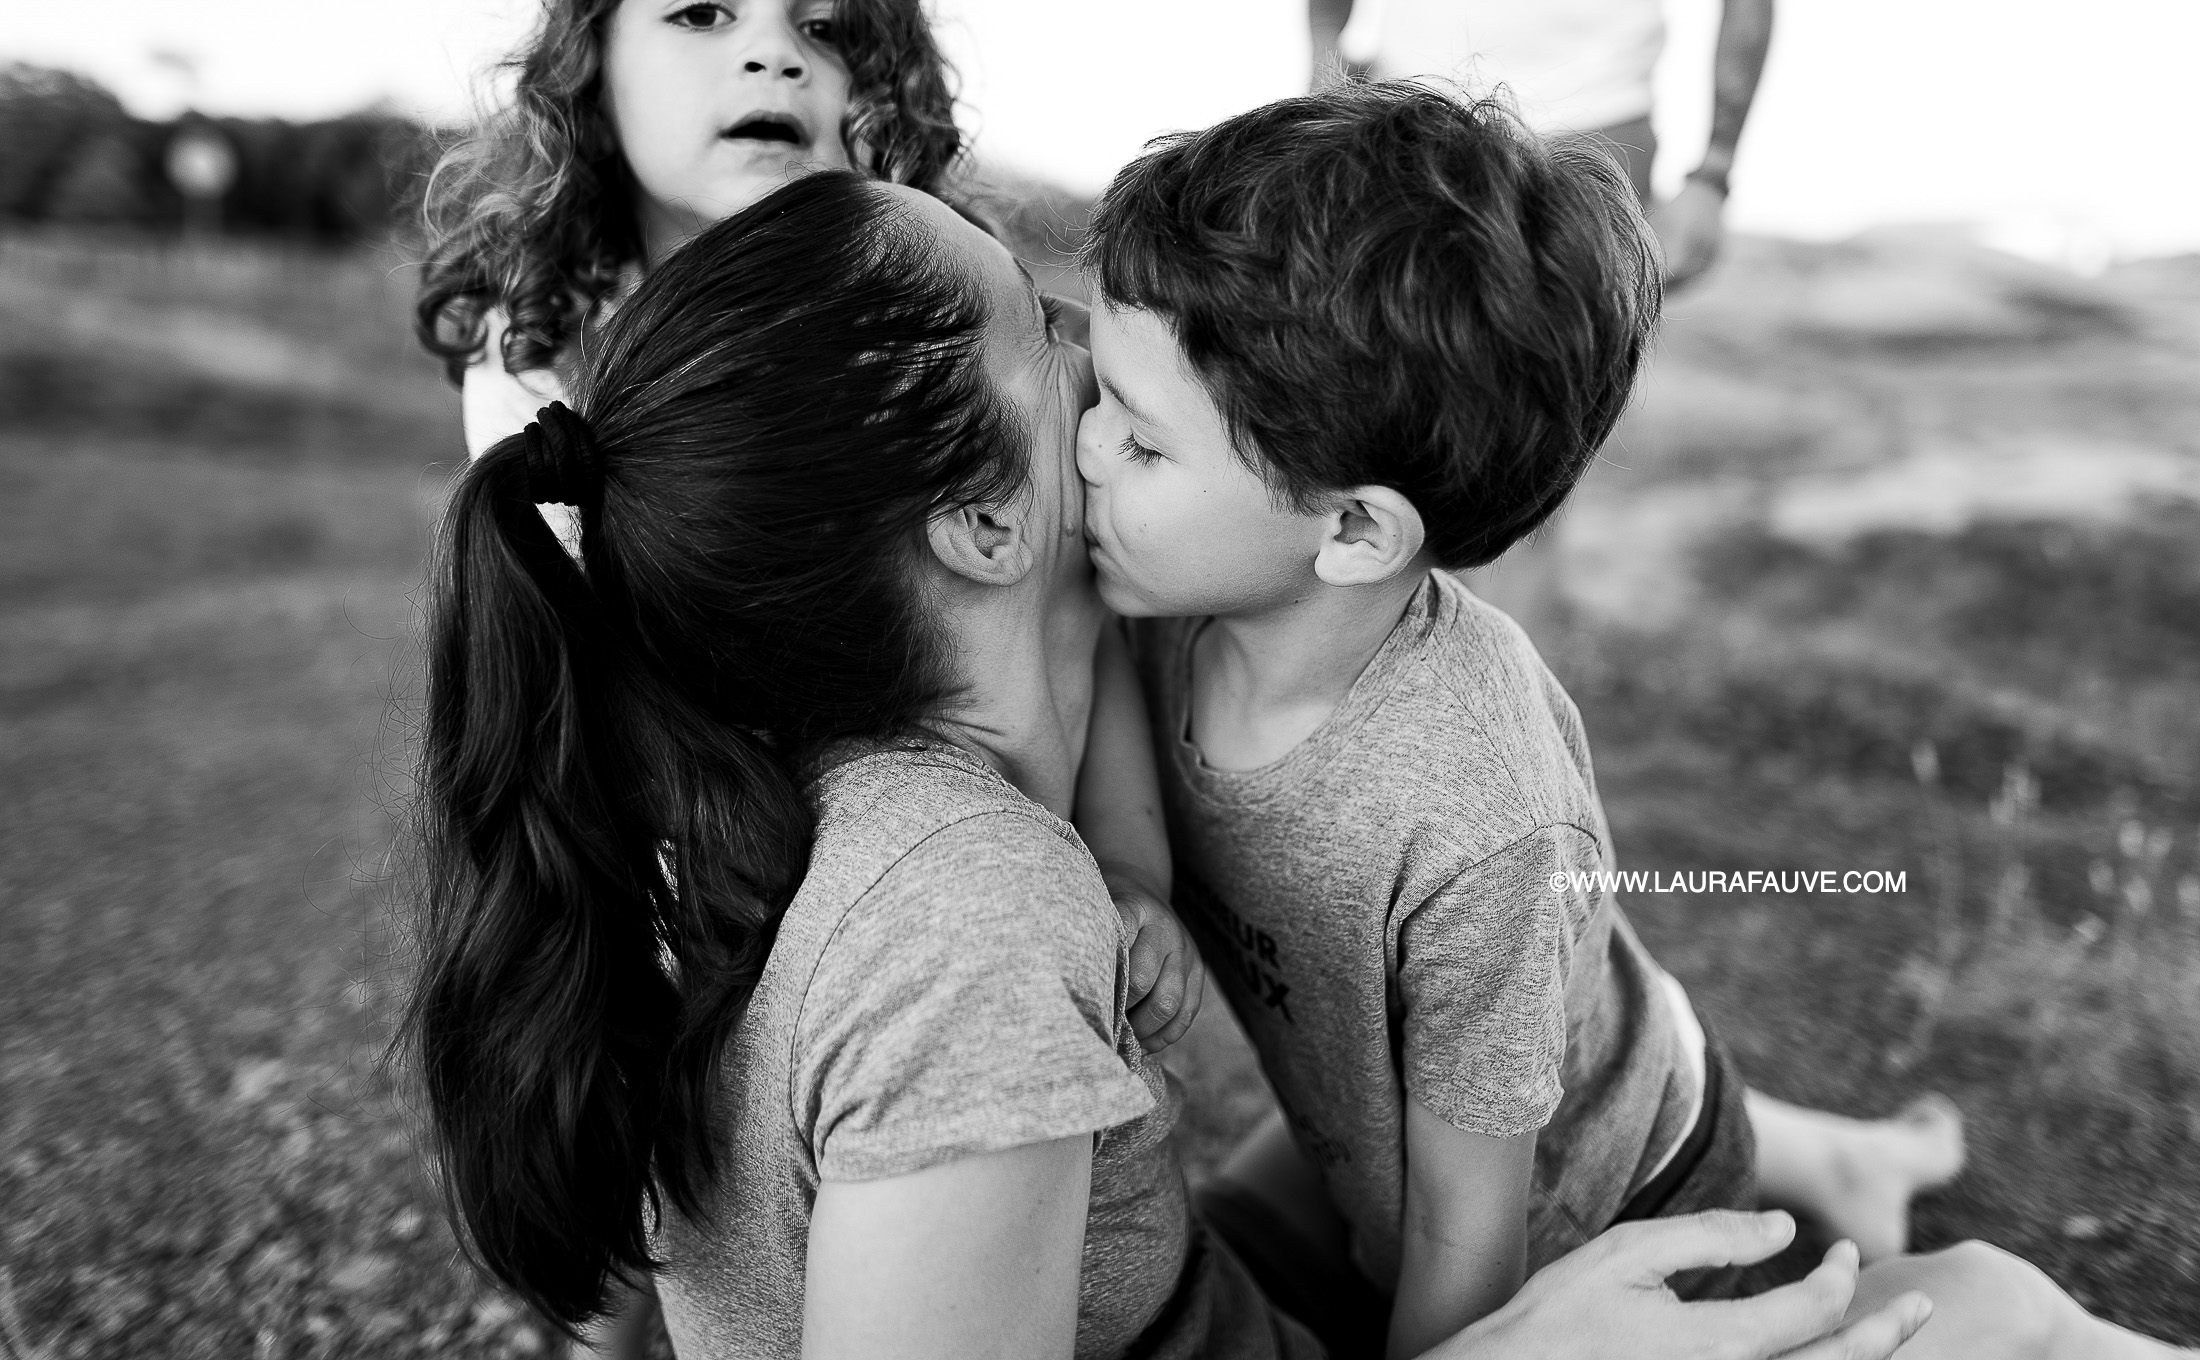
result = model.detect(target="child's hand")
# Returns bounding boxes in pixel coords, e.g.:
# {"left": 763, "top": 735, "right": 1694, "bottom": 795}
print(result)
{"left": 1112, "top": 885, "right": 1205, "bottom": 1053}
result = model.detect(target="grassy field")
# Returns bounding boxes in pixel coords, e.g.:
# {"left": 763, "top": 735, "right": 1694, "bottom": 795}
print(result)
{"left": 0, "top": 230, "right": 496, "bottom": 1358}
{"left": 0, "top": 216, "right": 2194, "bottom": 1358}
{"left": 1558, "top": 237, "right": 2200, "bottom": 1336}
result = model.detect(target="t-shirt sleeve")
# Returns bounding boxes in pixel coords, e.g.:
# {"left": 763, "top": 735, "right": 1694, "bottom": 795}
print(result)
{"left": 1396, "top": 824, "right": 1604, "bottom": 1139}
{"left": 793, "top": 811, "right": 1155, "bottom": 1182}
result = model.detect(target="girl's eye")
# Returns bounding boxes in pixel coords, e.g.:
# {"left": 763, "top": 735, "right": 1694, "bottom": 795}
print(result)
{"left": 669, "top": 4, "right": 729, "bottom": 29}
{"left": 1118, "top": 434, "right": 1162, "bottom": 465}
{"left": 798, "top": 17, "right": 841, "bottom": 45}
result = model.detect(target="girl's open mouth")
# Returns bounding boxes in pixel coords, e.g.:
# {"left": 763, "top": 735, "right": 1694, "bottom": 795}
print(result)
{"left": 721, "top": 114, "right": 806, "bottom": 146}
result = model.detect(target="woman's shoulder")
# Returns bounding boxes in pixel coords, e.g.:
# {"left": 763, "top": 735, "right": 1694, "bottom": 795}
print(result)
{"left": 774, "top": 743, "right": 1148, "bottom": 1182}
{"left": 805, "top": 741, "right": 1109, "bottom": 941}
{"left": 460, "top": 305, "right": 572, "bottom": 458}
{"left": 778, "top": 741, "right": 1121, "bottom": 1018}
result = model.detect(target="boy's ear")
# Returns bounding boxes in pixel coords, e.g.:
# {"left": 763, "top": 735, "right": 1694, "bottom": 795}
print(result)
{"left": 925, "top": 499, "right": 1035, "bottom": 586}
{"left": 1313, "top": 485, "right": 1426, "bottom": 587}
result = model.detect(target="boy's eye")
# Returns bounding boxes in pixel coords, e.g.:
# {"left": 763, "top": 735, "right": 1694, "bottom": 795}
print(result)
{"left": 1118, "top": 434, "right": 1162, "bottom": 465}
{"left": 669, "top": 4, "right": 730, "bottom": 29}
{"left": 798, "top": 17, "right": 841, "bottom": 45}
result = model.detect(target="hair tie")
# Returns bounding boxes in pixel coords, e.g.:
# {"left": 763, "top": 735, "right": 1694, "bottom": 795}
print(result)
{"left": 519, "top": 401, "right": 602, "bottom": 508}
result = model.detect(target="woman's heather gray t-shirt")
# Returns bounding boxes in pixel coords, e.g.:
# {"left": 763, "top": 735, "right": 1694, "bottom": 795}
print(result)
{"left": 1132, "top": 572, "right": 1702, "bottom": 1288}
{"left": 652, "top": 742, "right": 1318, "bottom": 1360}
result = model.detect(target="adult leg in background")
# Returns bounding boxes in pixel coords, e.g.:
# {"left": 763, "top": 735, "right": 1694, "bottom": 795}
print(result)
{"left": 1460, "top": 115, "right": 1655, "bottom": 646}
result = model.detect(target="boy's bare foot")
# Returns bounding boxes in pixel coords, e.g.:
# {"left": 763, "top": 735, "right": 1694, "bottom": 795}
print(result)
{"left": 1827, "top": 1096, "right": 1967, "bottom": 1261}
{"left": 1747, "top": 1091, "right": 1967, "bottom": 1263}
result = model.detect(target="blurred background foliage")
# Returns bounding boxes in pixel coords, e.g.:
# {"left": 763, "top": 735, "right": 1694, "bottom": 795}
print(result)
{"left": 0, "top": 63, "right": 435, "bottom": 240}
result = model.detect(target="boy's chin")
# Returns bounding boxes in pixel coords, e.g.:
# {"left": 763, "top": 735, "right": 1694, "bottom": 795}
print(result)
{"left": 1094, "top": 568, "right": 1225, "bottom": 622}
{"left": 1094, "top": 564, "right": 1189, "bottom": 620}
{"left": 1092, "top": 569, "right": 1156, "bottom": 619}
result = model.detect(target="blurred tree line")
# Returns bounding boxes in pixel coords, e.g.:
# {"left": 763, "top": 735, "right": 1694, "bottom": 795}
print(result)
{"left": 0, "top": 64, "right": 437, "bottom": 242}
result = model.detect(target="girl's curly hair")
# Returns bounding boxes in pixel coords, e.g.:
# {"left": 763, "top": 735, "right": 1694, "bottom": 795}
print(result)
{"left": 413, "top": 0, "right": 965, "bottom": 384}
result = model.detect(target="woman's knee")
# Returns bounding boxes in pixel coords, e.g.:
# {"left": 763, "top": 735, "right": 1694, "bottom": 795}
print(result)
{"left": 1857, "top": 1240, "right": 2066, "bottom": 1360}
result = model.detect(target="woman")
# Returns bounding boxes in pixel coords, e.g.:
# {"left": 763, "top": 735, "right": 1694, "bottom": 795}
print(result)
{"left": 403, "top": 170, "right": 2171, "bottom": 1359}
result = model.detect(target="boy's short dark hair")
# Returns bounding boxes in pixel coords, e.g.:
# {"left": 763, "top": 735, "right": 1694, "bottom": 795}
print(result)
{"left": 1084, "top": 82, "right": 1659, "bottom": 570}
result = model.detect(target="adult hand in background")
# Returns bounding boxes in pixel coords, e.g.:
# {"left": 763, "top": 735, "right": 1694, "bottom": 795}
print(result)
{"left": 1433, "top": 1211, "right": 1934, "bottom": 1360}
{"left": 1651, "top": 178, "right": 1729, "bottom": 290}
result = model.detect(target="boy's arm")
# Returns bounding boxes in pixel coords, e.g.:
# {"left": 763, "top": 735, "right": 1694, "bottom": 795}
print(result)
{"left": 1075, "top": 619, "right": 1204, "bottom": 1051}
{"left": 1391, "top": 828, "right": 1588, "bottom": 1356}
{"left": 1388, "top": 1097, "right": 1536, "bottom": 1360}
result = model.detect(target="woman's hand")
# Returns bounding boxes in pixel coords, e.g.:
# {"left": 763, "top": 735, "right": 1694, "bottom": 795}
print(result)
{"left": 1434, "top": 1211, "right": 1935, "bottom": 1360}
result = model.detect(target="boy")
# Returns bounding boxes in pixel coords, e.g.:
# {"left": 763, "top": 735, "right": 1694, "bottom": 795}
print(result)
{"left": 1075, "top": 83, "right": 1744, "bottom": 1359}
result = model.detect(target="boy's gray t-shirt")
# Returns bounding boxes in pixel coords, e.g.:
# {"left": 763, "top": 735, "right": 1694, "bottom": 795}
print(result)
{"left": 1133, "top": 572, "right": 1697, "bottom": 1288}
{"left": 652, "top": 741, "right": 1318, "bottom": 1360}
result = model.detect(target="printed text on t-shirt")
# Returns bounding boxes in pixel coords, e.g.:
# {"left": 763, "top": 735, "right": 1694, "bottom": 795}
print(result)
{"left": 1174, "top": 870, "right": 1295, "bottom": 1025}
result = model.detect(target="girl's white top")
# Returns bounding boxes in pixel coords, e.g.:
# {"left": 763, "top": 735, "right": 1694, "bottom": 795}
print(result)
{"left": 462, "top": 306, "right": 573, "bottom": 459}
{"left": 462, "top": 307, "right": 582, "bottom": 555}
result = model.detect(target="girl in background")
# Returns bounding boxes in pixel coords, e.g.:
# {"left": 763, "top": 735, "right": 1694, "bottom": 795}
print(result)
{"left": 416, "top": 0, "right": 964, "bottom": 455}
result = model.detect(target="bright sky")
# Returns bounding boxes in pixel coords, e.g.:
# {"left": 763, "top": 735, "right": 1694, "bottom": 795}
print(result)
{"left": 7, "top": 0, "right": 2196, "bottom": 259}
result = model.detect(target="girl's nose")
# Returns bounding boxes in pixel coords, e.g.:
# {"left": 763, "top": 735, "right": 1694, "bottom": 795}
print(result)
{"left": 738, "top": 13, "right": 809, "bottom": 80}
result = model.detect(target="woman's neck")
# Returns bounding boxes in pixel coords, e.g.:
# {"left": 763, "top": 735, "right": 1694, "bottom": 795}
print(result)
{"left": 926, "top": 570, "right": 1104, "bottom": 821}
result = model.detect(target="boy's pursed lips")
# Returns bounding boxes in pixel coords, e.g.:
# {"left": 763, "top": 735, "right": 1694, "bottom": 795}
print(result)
{"left": 1079, "top": 527, "right": 1113, "bottom": 569}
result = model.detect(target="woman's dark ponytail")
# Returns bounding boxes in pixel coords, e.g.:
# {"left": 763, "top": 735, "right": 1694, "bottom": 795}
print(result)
{"left": 413, "top": 415, "right": 811, "bottom": 1325}
{"left": 405, "top": 173, "right": 1026, "bottom": 1331}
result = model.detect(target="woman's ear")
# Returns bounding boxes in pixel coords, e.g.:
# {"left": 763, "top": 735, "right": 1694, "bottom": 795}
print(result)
{"left": 1312, "top": 485, "right": 1426, "bottom": 587}
{"left": 925, "top": 500, "right": 1036, "bottom": 586}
